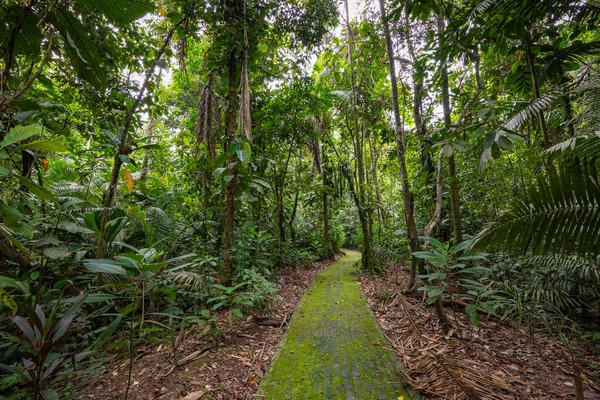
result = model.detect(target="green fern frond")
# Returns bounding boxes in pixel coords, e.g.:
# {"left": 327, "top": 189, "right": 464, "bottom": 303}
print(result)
{"left": 473, "top": 162, "right": 600, "bottom": 257}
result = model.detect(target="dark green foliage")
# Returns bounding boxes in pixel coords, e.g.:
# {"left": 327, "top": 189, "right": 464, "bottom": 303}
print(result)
{"left": 473, "top": 162, "right": 600, "bottom": 257}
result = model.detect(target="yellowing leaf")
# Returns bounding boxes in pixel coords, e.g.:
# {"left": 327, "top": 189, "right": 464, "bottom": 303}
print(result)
{"left": 398, "top": 396, "right": 404, "bottom": 400}
{"left": 123, "top": 168, "right": 134, "bottom": 193}
{"left": 0, "top": 287, "right": 18, "bottom": 315}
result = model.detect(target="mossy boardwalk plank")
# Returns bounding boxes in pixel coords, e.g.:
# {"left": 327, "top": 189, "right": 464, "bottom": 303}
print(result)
{"left": 258, "top": 250, "right": 414, "bottom": 400}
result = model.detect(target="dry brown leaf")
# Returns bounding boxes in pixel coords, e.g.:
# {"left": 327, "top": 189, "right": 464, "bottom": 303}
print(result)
{"left": 179, "top": 390, "right": 206, "bottom": 400}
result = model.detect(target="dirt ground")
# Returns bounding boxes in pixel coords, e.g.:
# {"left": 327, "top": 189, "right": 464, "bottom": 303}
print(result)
{"left": 359, "top": 266, "right": 600, "bottom": 400}
{"left": 78, "top": 256, "right": 600, "bottom": 400}
{"left": 77, "top": 258, "right": 335, "bottom": 400}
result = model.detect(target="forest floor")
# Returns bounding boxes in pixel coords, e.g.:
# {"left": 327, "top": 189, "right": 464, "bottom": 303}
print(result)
{"left": 76, "top": 252, "right": 600, "bottom": 400}
{"left": 257, "top": 249, "right": 413, "bottom": 399}
{"left": 77, "top": 258, "right": 336, "bottom": 400}
{"left": 360, "top": 265, "right": 600, "bottom": 400}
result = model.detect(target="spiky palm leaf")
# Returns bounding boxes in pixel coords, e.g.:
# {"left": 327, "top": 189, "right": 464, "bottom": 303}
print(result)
{"left": 472, "top": 162, "right": 600, "bottom": 257}
{"left": 523, "top": 255, "right": 600, "bottom": 310}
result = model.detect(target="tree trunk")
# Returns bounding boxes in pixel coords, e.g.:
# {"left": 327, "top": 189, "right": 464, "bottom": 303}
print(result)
{"left": 345, "top": 0, "right": 372, "bottom": 272}
{"left": 524, "top": 26, "right": 550, "bottom": 146}
{"left": 378, "top": 0, "right": 422, "bottom": 287}
{"left": 140, "top": 118, "right": 155, "bottom": 184}
{"left": 438, "top": 15, "right": 463, "bottom": 244}
{"left": 321, "top": 129, "right": 334, "bottom": 260}
{"left": 406, "top": 20, "right": 434, "bottom": 199}
{"left": 222, "top": 50, "right": 240, "bottom": 285}
{"left": 96, "top": 17, "right": 186, "bottom": 257}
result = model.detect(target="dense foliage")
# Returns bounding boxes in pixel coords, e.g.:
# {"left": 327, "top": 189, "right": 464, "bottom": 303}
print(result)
{"left": 1, "top": 0, "right": 599, "bottom": 398}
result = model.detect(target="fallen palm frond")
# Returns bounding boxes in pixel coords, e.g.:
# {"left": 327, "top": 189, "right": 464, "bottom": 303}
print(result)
{"left": 388, "top": 295, "right": 515, "bottom": 400}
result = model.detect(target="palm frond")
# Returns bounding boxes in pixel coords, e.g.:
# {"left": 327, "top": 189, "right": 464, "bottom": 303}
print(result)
{"left": 504, "top": 90, "right": 562, "bottom": 131}
{"left": 170, "top": 270, "right": 207, "bottom": 291}
{"left": 542, "top": 40, "right": 600, "bottom": 78}
{"left": 472, "top": 162, "right": 600, "bottom": 257}
{"left": 546, "top": 132, "right": 600, "bottom": 158}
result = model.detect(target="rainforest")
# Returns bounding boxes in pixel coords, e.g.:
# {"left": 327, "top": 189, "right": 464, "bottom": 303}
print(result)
{"left": 1, "top": 0, "right": 599, "bottom": 399}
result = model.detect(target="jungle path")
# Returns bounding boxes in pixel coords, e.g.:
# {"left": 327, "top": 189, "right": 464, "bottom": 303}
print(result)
{"left": 257, "top": 250, "right": 414, "bottom": 400}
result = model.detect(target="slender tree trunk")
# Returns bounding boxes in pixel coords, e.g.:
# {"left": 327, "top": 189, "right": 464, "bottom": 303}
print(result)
{"left": 222, "top": 50, "right": 240, "bottom": 285}
{"left": 379, "top": 0, "right": 422, "bottom": 288}
{"left": 96, "top": 18, "right": 186, "bottom": 257}
{"left": 289, "top": 187, "right": 299, "bottom": 246}
{"left": 345, "top": 0, "right": 372, "bottom": 271}
{"left": 425, "top": 150, "right": 452, "bottom": 329}
{"left": 321, "top": 129, "right": 334, "bottom": 260}
{"left": 406, "top": 20, "right": 434, "bottom": 200}
{"left": 438, "top": 15, "right": 463, "bottom": 244}
{"left": 524, "top": 26, "right": 550, "bottom": 146}
{"left": 140, "top": 118, "right": 155, "bottom": 184}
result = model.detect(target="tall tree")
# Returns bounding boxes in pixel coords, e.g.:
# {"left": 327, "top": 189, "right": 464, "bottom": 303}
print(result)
{"left": 378, "top": 0, "right": 423, "bottom": 287}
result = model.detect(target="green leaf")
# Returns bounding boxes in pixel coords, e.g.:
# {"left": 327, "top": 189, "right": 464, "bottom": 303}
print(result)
{"left": 19, "top": 177, "right": 56, "bottom": 201}
{"left": 1, "top": 125, "right": 43, "bottom": 148}
{"left": 15, "top": 139, "right": 68, "bottom": 153}
{"left": 0, "top": 166, "right": 9, "bottom": 176}
{"left": 0, "top": 276, "right": 17, "bottom": 288}
{"left": 421, "top": 272, "right": 447, "bottom": 281}
{"left": 477, "top": 107, "right": 491, "bottom": 117}
{"left": 461, "top": 266, "right": 492, "bottom": 274}
{"left": 43, "top": 245, "right": 71, "bottom": 260}
{"left": 41, "top": 390, "right": 59, "bottom": 400}
{"left": 74, "top": 0, "right": 154, "bottom": 23}
{"left": 483, "top": 132, "right": 496, "bottom": 149}
{"left": 498, "top": 135, "right": 515, "bottom": 151}
{"left": 426, "top": 237, "right": 445, "bottom": 250}
{"left": 84, "top": 261, "right": 127, "bottom": 275}
{"left": 90, "top": 315, "right": 122, "bottom": 349}
{"left": 465, "top": 304, "right": 477, "bottom": 314}
{"left": 48, "top": 9, "right": 108, "bottom": 90}
{"left": 236, "top": 149, "right": 249, "bottom": 163}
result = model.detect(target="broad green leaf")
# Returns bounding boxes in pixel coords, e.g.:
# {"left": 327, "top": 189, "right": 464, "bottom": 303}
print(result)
{"left": 43, "top": 245, "right": 71, "bottom": 260}
{"left": 465, "top": 304, "right": 477, "bottom": 314}
{"left": 426, "top": 237, "right": 445, "bottom": 250}
{"left": 19, "top": 177, "right": 56, "bottom": 200}
{"left": 1, "top": 125, "right": 43, "bottom": 148}
{"left": 498, "top": 135, "right": 515, "bottom": 151}
{"left": 84, "top": 261, "right": 127, "bottom": 275}
{"left": 48, "top": 10, "right": 108, "bottom": 90}
{"left": 16, "top": 139, "right": 68, "bottom": 152}
{"left": 0, "top": 276, "right": 17, "bottom": 288}
{"left": 483, "top": 132, "right": 496, "bottom": 149}
{"left": 236, "top": 149, "right": 249, "bottom": 162}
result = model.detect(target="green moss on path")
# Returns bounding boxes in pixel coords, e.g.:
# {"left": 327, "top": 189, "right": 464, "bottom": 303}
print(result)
{"left": 258, "top": 250, "right": 415, "bottom": 399}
